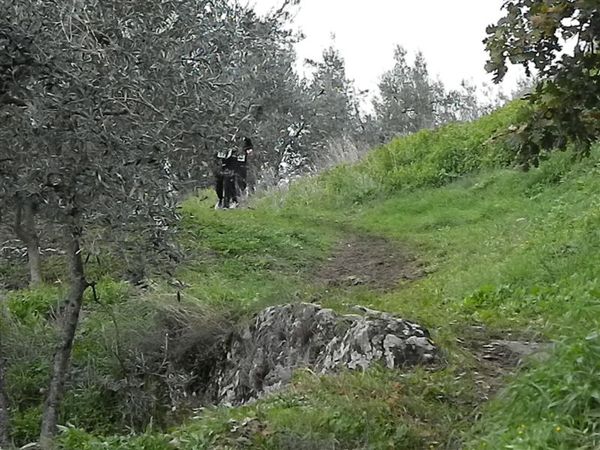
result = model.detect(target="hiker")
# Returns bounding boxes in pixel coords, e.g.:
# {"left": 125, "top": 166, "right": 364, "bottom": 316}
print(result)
{"left": 235, "top": 136, "right": 254, "bottom": 196}
{"left": 214, "top": 146, "right": 239, "bottom": 209}
{"left": 214, "top": 136, "right": 254, "bottom": 209}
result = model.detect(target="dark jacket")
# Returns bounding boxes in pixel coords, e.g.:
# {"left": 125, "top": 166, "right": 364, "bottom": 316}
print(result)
{"left": 215, "top": 148, "right": 238, "bottom": 175}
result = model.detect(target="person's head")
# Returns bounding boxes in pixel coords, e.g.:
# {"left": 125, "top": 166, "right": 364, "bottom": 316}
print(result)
{"left": 242, "top": 136, "right": 253, "bottom": 150}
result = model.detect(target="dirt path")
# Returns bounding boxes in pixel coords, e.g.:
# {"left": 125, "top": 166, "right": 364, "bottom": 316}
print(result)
{"left": 318, "top": 234, "right": 551, "bottom": 405}
{"left": 317, "top": 235, "right": 423, "bottom": 291}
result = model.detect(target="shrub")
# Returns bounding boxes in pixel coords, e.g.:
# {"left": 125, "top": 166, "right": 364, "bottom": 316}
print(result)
{"left": 5, "top": 285, "right": 63, "bottom": 325}
{"left": 364, "top": 101, "right": 524, "bottom": 191}
{"left": 293, "top": 101, "right": 525, "bottom": 210}
{"left": 526, "top": 147, "right": 579, "bottom": 192}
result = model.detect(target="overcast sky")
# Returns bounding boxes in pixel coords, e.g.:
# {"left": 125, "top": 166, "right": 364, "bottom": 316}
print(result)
{"left": 250, "top": 0, "right": 523, "bottom": 100}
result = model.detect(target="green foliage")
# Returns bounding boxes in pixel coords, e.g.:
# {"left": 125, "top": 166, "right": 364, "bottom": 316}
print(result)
{"left": 304, "top": 46, "right": 362, "bottom": 156}
{"left": 11, "top": 406, "right": 43, "bottom": 446}
{"left": 58, "top": 427, "right": 171, "bottom": 450}
{"left": 5, "top": 285, "right": 63, "bottom": 324}
{"left": 373, "top": 46, "right": 493, "bottom": 143}
{"left": 44, "top": 137, "right": 599, "bottom": 448}
{"left": 485, "top": 0, "right": 600, "bottom": 161}
{"left": 375, "top": 101, "right": 522, "bottom": 186}
{"left": 3, "top": 107, "right": 600, "bottom": 449}
{"left": 248, "top": 367, "right": 472, "bottom": 449}
{"left": 84, "top": 279, "right": 131, "bottom": 306}
{"left": 5, "top": 359, "right": 50, "bottom": 444}
{"left": 526, "top": 147, "right": 578, "bottom": 190}
{"left": 471, "top": 335, "right": 600, "bottom": 450}
{"left": 179, "top": 195, "right": 333, "bottom": 313}
{"left": 5, "top": 360, "right": 49, "bottom": 409}
{"left": 63, "top": 367, "right": 473, "bottom": 450}
{"left": 320, "top": 164, "right": 381, "bottom": 205}
{"left": 61, "top": 385, "right": 121, "bottom": 435}
{"left": 316, "top": 101, "right": 523, "bottom": 204}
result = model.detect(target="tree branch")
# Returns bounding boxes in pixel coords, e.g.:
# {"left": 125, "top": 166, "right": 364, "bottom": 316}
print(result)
{"left": 0, "top": 93, "right": 27, "bottom": 107}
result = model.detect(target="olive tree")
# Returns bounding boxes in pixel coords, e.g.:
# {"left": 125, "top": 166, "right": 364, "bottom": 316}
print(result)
{"left": 305, "top": 48, "right": 361, "bottom": 156}
{"left": 0, "top": 288, "right": 8, "bottom": 448}
{"left": 0, "top": 0, "right": 307, "bottom": 446}
{"left": 374, "top": 47, "right": 450, "bottom": 142}
{"left": 373, "top": 46, "right": 500, "bottom": 143}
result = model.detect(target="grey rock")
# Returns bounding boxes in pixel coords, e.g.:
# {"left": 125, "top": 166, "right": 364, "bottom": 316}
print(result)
{"left": 490, "top": 340, "right": 554, "bottom": 364}
{"left": 207, "top": 303, "right": 438, "bottom": 404}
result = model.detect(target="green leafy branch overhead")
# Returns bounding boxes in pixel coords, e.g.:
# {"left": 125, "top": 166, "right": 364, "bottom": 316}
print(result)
{"left": 484, "top": 0, "right": 600, "bottom": 164}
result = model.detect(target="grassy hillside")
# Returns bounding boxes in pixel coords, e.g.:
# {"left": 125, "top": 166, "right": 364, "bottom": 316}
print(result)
{"left": 2, "top": 102, "right": 599, "bottom": 449}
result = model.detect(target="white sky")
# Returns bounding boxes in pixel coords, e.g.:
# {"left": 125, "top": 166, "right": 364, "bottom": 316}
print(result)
{"left": 250, "top": 0, "right": 523, "bottom": 101}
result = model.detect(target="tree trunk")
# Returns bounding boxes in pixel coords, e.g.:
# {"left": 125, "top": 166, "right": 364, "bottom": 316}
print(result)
{"left": 0, "top": 289, "right": 10, "bottom": 449}
{"left": 39, "top": 233, "right": 87, "bottom": 450}
{"left": 26, "top": 238, "right": 42, "bottom": 287}
{"left": 0, "top": 354, "right": 9, "bottom": 449}
{"left": 14, "top": 197, "right": 42, "bottom": 286}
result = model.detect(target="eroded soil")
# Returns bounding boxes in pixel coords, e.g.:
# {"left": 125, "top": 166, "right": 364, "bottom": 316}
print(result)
{"left": 317, "top": 235, "right": 423, "bottom": 291}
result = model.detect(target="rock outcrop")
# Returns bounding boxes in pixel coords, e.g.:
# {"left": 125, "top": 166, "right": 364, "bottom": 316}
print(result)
{"left": 208, "top": 303, "right": 438, "bottom": 405}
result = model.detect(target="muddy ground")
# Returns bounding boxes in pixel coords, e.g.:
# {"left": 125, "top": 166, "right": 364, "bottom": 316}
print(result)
{"left": 317, "top": 235, "right": 423, "bottom": 291}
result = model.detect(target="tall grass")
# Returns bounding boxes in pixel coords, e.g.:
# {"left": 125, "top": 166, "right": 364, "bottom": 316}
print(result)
{"left": 270, "top": 101, "right": 525, "bottom": 212}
